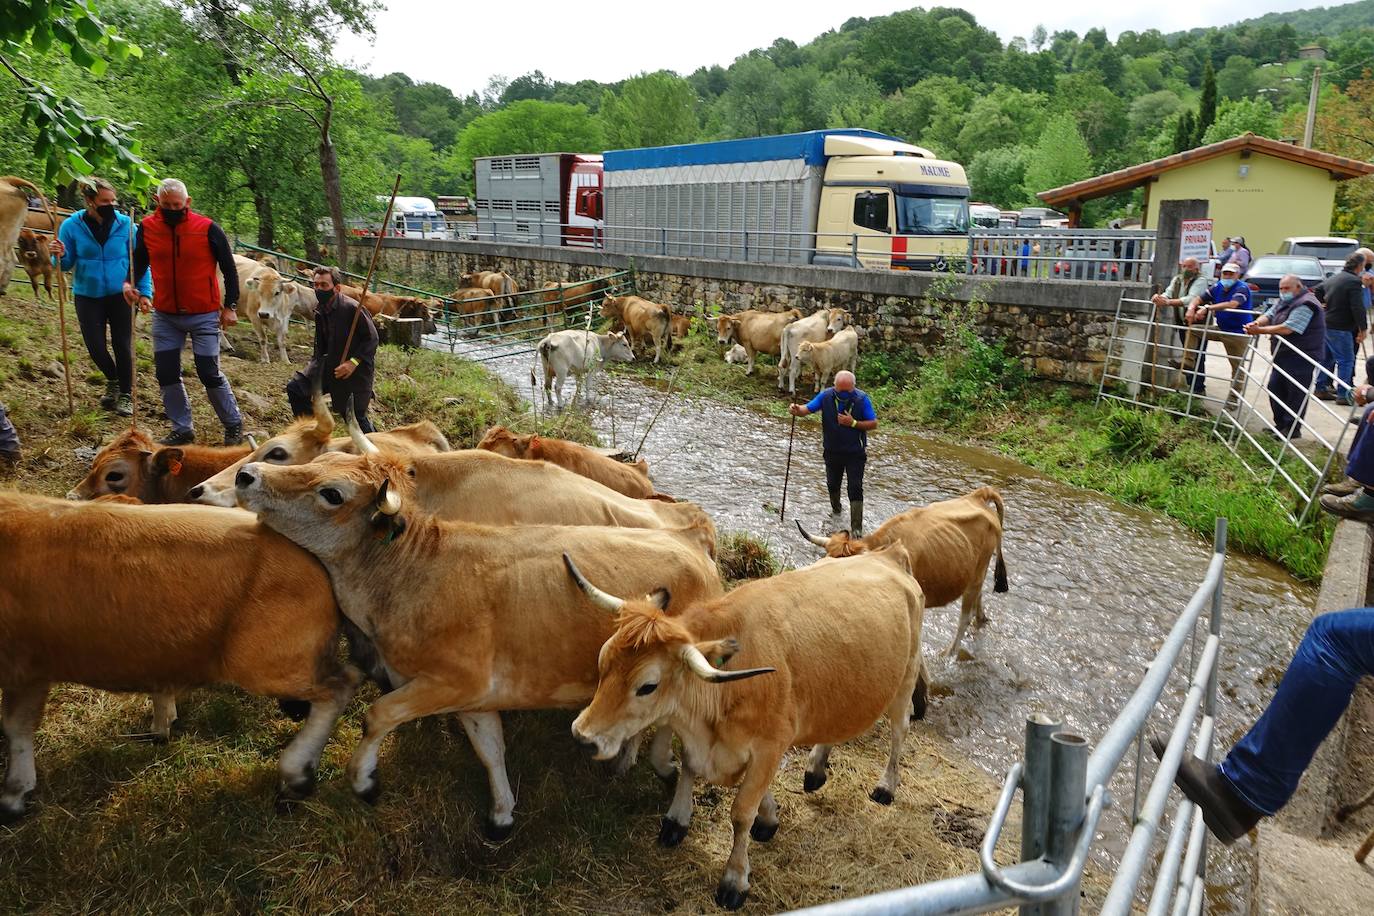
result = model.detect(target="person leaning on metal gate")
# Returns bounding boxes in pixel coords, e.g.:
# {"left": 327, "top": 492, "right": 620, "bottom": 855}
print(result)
{"left": 1151, "top": 256, "right": 1208, "bottom": 369}
{"left": 285, "top": 266, "right": 378, "bottom": 433}
{"left": 1179, "top": 261, "right": 1251, "bottom": 406}
{"left": 1243, "top": 274, "right": 1325, "bottom": 441}
{"left": 1321, "top": 381, "right": 1374, "bottom": 522}
{"left": 1314, "top": 252, "right": 1369, "bottom": 407}
{"left": 127, "top": 178, "right": 245, "bottom": 446}
{"left": 788, "top": 369, "right": 878, "bottom": 536}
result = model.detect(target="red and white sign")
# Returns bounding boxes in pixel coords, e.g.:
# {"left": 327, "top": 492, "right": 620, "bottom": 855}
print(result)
{"left": 1180, "top": 219, "right": 1214, "bottom": 263}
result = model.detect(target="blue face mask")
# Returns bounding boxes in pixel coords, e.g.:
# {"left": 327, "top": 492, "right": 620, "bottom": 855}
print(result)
{"left": 1220, "top": 278, "right": 1237, "bottom": 289}
{"left": 1280, "top": 291, "right": 1296, "bottom": 303}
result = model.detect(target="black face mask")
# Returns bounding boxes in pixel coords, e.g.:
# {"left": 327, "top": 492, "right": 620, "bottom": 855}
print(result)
{"left": 315, "top": 288, "right": 334, "bottom": 306}
{"left": 160, "top": 207, "right": 185, "bottom": 226}
{"left": 96, "top": 204, "right": 116, "bottom": 222}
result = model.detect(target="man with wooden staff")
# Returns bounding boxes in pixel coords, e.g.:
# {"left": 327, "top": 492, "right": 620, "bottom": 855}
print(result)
{"left": 285, "top": 266, "right": 378, "bottom": 432}
{"left": 788, "top": 369, "right": 879, "bottom": 536}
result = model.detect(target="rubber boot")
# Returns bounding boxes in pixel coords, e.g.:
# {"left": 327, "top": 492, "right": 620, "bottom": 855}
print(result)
{"left": 849, "top": 500, "right": 864, "bottom": 538}
{"left": 827, "top": 494, "right": 845, "bottom": 532}
{"left": 99, "top": 379, "right": 119, "bottom": 410}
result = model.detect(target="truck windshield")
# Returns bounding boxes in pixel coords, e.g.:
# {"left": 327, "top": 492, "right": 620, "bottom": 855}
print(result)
{"left": 896, "top": 194, "right": 969, "bottom": 236}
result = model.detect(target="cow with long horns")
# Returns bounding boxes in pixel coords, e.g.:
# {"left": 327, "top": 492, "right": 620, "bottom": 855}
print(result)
{"left": 565, "top": 546, "right": 926, "bottom": 910}
{"left": 796, "top": 485, "right": 1008, "bottom": 656}
{"left": 232, "top": 442, "right": 722, "bottom": 839}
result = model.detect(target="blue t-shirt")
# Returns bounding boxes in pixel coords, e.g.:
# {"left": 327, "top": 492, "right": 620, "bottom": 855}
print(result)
{"left": 1200, "top": 279, "right": 1253, "bottom": 334}
{"left": 806, "top": 387, "right": 876, "bottom": 454}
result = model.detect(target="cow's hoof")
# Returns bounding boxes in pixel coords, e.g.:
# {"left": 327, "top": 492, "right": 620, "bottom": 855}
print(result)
{"left": 277, "top": 699, "right": 312, "bottom": 722}
{"left": 803, "top": 770, "right": 827, "bottom": 793}
{"left": 750, "top": 818, "right": 778, "bottom": 842}
{"left": 715, "top": 882, "right": 749, "bottom": 910}
{"left": 911, "top": 685, "right": 928, "bottom": 722}
{"left": 278, "top": 765, "right": 317, "bottom": 807}
{"left": 870, "top": 786, "right": 894, "bottom": 806}
{"left": 483, "top": 818, "right": 513, "bottom": 843}
{"left": 355, "top": 773, "right": 381, "bottom": 806}
{"left": 658, "top": 817, "right": 689, "bottom": 847}
{"left": 0, "top": 799, "right": 27, "bottom": 826}
{"left": 656, "top": 766, "right": 679, "bottom": 787}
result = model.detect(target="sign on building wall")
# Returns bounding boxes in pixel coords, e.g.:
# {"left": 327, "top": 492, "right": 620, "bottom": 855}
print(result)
{"left": 1180, "top": 219, "right": 1214, "bottom": 263}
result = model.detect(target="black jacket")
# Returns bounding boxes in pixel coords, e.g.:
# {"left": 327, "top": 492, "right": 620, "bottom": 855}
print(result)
{"left": 1316, "top": 270, "right": 1368, "bottom": 333}
{"left": 307, "top": 292, "right": 378, "bottom": 391}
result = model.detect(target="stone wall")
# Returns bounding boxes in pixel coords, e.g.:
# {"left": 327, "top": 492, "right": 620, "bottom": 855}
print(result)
{"left": 358, "top": 238, "right": 1150, "bottom": 385}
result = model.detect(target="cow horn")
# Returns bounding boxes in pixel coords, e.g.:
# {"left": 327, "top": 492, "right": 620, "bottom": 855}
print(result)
{"left": 246, "top": 434, "right": 259, "bottom": 450}
{"left": 563, "top": 553, "right": 624, "bottom": 613}
{"left": 310, "top": 372, "right": 334, "bottom": 440}
{"left": 346, "top": 396, "right": 379, "bottom": 456}
{"left": 795, "top": 519, "right": 829, "bottom": 548}
{"left": 376, "top": 477, "right": 402, "bottom": 516}
{"left": 679, "top": 644, "right": 775, "bottom": 683}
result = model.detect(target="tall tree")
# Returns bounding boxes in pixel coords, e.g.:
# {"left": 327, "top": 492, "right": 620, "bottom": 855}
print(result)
{"left": 1173, "top": 110, "right": 1197, "bottom": 153}
{"left": 451, "top": 100, "right": 605, "bottom": 189}
{"left": 1194, "top": 60, "right": 1218, "bottom": 145}
{"left": 1199, "top": 97, "right": 1279, "bottom": 145}
{"left": 1022, "top": 113, "right": 1092, "bottom": 198}
{"left": 599, "top": 72, "right": 699, "bottom": 149}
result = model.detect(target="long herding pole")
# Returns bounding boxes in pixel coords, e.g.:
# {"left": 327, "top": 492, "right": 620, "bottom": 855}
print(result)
{"left": 779, "top": 410, "right": 797, "bottom": 521}
{"left": 339, "top": 173, "right": 402, "bottom": 371}
{"left": 32, "top": 187, "right": 74, "bottom": 416}
{"left": 127, "top": 200, "right": 139, "bottom": 426}
{"left": 632, "top": 367, "right": 680, "bottom": 461}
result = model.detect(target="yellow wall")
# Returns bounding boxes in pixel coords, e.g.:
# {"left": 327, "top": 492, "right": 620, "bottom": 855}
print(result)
{"left": 1143, "top": 150, "right": 1338, "bottom": 257}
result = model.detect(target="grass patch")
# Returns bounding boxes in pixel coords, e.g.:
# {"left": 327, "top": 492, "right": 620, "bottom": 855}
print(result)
{"left": 716, "top": 530, "right": 782, "bottom": 583}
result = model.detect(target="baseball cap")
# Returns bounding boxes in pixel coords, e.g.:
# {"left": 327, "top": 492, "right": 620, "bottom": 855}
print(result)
{"left": 1220, "top": 262, "right": 1240, "bottom": 275}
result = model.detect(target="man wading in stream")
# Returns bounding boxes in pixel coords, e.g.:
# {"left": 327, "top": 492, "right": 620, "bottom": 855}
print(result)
{"left": 789, "top": 369, "right": 879, "bottom": 535}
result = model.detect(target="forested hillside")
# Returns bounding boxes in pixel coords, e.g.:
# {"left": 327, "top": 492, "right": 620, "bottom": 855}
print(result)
{"left": 4, "top": 0, "right": 1372, "bottom": 250}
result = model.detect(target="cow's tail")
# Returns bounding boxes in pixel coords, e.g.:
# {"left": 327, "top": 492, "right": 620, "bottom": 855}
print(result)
{"left": 532, "top": 338, "right": 550, "bottom": 388}
{"left": 973, "top": 485, "right": 1009, "bottom": 593}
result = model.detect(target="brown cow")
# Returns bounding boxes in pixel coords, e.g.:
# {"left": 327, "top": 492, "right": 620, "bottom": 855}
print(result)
{"left": 234, "top": 449, "right": 723, "bottom": 838}
{"left": 715, "top": 309, "right": 802, "bottom": 376}
{"left": 477, "top": 426, "right": 659, "bottom": 499}
{"left": 566, "top": 545, "right": 925, "bottom": 909}
{"left": 338, "top": 284, "right": 438, "bottom": 334}
{"left": 448, "top": 286, "right": 499, "bottom": 330}
{"left": 0, "top": 492, "right": 359, "bottom": 824}
{"left": 68, "top": 427, "right": 251, "bottom": 503}
{"left": 602, "top": 295, "right": 671, "bottom": 364}
{"left": 188, "top": 392, "right": 451, "bottom": 507}
{"left": 796, "top": 485, "right": 1009, "bottom": 656}
{"left": 533, "top": 277, "right": 607, "bottom": 327}
{"left": 1, "top": 177, "right": 47, "bottom": 297}
{"left": 460, "top": 269, "right": 518, "bottom": 299}
{"left": 16, "top": 228, "right": 53, "bottom": 299}
{"left": 668, "top": 313, "right": 692, "bottom": 350}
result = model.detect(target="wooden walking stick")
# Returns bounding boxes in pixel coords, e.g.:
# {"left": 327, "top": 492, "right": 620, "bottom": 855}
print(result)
{"left": 127, "top": 202, "right": 140, "bottom": 426}
{"left": 30, "top": 186, "right": 74, "bottom": 417}
{"left": 339, "top": 173, "right": 402, "bottom": 373}
{"left": 779, "top": 409, "right": 798, "bottom": 522}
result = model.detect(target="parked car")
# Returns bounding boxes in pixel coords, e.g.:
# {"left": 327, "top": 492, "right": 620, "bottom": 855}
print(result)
{"left": 1275, "top": 236, "right": 1360, "bottom": 277}
{"left": 1244, "top": 254, "right": 1326, "bottom": 309}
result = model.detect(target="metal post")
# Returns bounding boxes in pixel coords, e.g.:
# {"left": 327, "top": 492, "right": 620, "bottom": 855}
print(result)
{"left": 851, "top": 233, "right": 859, "bottom": 266}
{"left": 660, "top": 227, "right": 667, "bottom": 256}
{"left": 1044, "top": 732, "right": 1089, "bottom": 916}
{"left": 742, "top": 229, "right": 749, "bottom": 263}
{"left": 1020, "top": 714, "right": 1062, "bottom": 916}
{"left": 1303, "top": 64, "right": 1322, "bottom": 148}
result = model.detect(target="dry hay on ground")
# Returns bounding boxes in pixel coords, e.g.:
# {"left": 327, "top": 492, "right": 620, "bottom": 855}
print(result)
{"left": 0, "top": 682, "right": 1020, "bottom": 913}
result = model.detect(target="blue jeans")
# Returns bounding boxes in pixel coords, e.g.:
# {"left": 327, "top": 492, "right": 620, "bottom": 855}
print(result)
{"left": 1219, "top": 609, "right": 1374, "bottom": 815}
{"left": 151, "top": 311, "right": 241, "bottom": 433}
{"left": 1347, "top": 404, "right": 1374, "bottom": 486}
{"left": 0, "top": 401, "right": 19, "bottom": 453}
{"left": 1317, "top": 329, "right": 1356, "bottom": 399}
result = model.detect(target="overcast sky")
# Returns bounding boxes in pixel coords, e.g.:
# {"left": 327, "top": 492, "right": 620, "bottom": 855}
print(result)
{"left": 334, "top": 0, "right": 1320, "bottom": 97}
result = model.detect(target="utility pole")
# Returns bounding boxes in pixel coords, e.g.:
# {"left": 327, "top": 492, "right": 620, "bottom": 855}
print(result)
{"left": 1299, "top": 45, "right": 1328, "bottom": 148}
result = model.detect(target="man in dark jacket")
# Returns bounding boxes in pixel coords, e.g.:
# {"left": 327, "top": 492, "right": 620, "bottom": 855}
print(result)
{"left": 1245, "top": 274, "right": 1326, "bottom": 440}
{"left": 285, "top": 266, "right": 379, "bottom": 432}
{"left": 127, "top": 177, "right": 244, "bottom": 445}
{"left": 1314, "top": 253, "right": 1368, "bottom": 406}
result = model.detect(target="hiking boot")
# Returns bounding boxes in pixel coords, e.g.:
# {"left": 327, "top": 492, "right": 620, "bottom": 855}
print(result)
{"left": 99, "top": 380, "right": 119, "bottom": 410}
{"left": 1323, "top": 477, "right": 1363, "bottom": 497}
{"left": 1150, "top": 736, "right": 1261, "bottom": 845}
{"left": 223, "top": 424, "right": 244, "bottom": 447}
{"left": 159, "top": 428, "right": 195, "bottom": 446}
{"left": 114, "top": 393, "right": 133, "bottom": 417}
{"left": 0, "top": 447, "right": 19, "bottom": 466}
{"left": 1315, "top": 389, "right": 1337, "bottom": 401}
{"left": 849, "top": 500, "right": 865, "bottom": 538}
{"left": 1320, "top": 490, "right": 1374, "bottom": 523}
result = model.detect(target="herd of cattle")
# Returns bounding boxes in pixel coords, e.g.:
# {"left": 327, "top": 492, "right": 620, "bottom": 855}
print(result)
{"left": 2, "top": 385, "right": 1010, "bottom": 908}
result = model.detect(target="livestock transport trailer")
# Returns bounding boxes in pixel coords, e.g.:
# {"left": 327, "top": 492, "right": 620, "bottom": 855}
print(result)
{"left": 474, "top": 153, "right": 603, "bottom": 248}
{"left": 601, "top": 128, "right": 971, "bottom": 270}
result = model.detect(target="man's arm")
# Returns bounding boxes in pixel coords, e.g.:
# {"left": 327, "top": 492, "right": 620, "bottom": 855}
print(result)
{"left": 790, "top": 391, "right": 826, "bottom": 416}
{"left": 208, "top": 222, "right": 239, "bottom": 307}
{"left": 351, "top": 306, "right": 378, "bottom": 369}
{"left": 849, "top": 394, "right": 878, "bottom": 431}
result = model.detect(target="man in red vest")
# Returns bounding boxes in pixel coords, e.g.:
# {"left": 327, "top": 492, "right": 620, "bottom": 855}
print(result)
{"left": 127, "top": 178, "right": 244, "bottom": 445}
